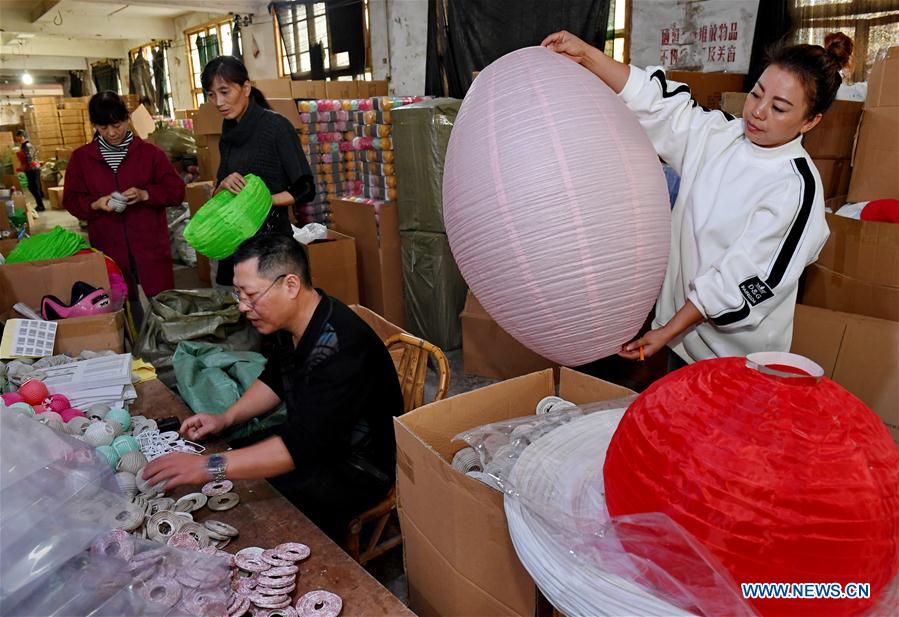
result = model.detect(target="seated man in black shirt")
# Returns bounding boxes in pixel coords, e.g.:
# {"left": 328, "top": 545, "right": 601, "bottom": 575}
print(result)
{"left": 142, "top": 234, "right": 404, "bottom": 539}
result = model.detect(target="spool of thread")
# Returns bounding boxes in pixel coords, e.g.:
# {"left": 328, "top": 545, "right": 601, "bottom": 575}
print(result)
{"left": 7, "top": 402, "right": 35, "bottom": 416}
{"left": 83, "top": 421, "right": 115, "bottom": 447}
{"left": 112, "top": 435, "right": 141, "bottom": 457}
{"left": 452, "top": 447, "right": 483, "bottom": 474}
{"left": 95, "top": 445, "right": 120, "bottom": 469}
{"left": 105, "top": 407, "right": 132, "bottom": 431}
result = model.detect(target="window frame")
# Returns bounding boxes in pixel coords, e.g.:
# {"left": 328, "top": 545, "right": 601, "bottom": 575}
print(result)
{"left": 273, "top": 1, "right": 373, "bottom": 81}
{"left": 184, "top": 17, "right": 240, "bottom": 108}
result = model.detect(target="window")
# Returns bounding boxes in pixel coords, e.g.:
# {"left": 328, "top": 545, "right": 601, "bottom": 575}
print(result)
{"left": 185, "top": 17, "right": 240, "bottom": 108}
{"left": 791, "top": 0, "right": 899, "bottom": 82}
{"left": 273, "top": 1, "right": 373, "bottom": 81}
{"left": 128, "top": 43, "right": 174, "bottom": 117}
{"left": 604, "top": 0, "right": 629, "bottom": 62}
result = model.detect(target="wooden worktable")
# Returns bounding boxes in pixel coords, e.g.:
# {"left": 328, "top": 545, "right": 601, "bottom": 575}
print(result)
{"left": 132, "top": 379, "right": 414, "bottom": 617}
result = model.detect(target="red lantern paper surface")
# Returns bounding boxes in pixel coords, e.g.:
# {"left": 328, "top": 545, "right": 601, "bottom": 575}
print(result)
{"left": 442, "top": 46, "right": 670, "bottom": 366}
{"left": 604, "top": 355, "right": 899, "bottom": 616}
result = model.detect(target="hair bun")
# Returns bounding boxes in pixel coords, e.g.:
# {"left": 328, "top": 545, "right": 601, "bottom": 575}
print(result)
{"left": 824, "top": 32, "right": 853, "bottom": 70}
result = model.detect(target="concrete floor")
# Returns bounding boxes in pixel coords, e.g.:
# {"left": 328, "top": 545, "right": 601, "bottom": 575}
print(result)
{"left": 23, "top": 194, "right": 497, "bottom": 606}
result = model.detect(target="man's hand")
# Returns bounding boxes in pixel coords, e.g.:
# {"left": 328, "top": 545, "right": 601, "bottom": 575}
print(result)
{"left": 91, "top": 195, "right": 116, "bottom": 212}
{"left": 180, "top": 413, "right": 230, "bottom": 441}
{"left": 121, "top": 187, "right": 149, "bottom": 203}
{"left": 218, "top": 173, "right": 246, "bottom": 195}
{"left": 141, "top": 452, "right": 210, "bottom": 490}
{"left": 618, "top": 327, "right": 672, "bottom": 360}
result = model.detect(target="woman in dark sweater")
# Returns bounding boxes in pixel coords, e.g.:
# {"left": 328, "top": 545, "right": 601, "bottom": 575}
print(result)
{"left": 201, "top": 56, "right": 315, "bottom": 286}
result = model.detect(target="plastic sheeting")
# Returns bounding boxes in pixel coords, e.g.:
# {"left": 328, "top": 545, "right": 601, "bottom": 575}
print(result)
{"left": 400, "top": 230, "right": 467, "bottom": 351}
{"left": 393, "top": 98, "right": 461, "bottom": 233}
{"left": 0, "top": 409, "right": 231, "bottom": 616}
{"left": 455, "top": 400, "right": 754, "bottom": 616}
{"left": 135, "top": 289, "right": 260, "bottom": 389}
{"left": 172, "top": 341, "right": 287, "bottom": 440}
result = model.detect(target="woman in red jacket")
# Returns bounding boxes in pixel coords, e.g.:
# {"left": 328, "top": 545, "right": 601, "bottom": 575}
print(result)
{"left": 63, "top": 92, "right": 185, "bottom": 323}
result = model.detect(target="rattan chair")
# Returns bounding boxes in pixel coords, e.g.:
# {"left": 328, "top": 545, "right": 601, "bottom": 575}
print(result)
{"left": 345, "top": 331, "right": 451, "bottom": 564}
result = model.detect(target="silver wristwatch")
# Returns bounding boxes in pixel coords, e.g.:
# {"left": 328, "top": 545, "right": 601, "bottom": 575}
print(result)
{"left": 206, "top": 453, "right": 228, "bottom": 482}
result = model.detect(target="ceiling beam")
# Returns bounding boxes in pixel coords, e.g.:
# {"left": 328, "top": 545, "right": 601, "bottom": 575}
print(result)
{"left": 31, "top": 0, "right": 63, "bottom": 23}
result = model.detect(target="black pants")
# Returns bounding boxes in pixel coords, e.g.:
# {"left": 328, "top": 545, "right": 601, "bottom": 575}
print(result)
{"left": 24, "top": 169, "right": 44, "bottom": 210}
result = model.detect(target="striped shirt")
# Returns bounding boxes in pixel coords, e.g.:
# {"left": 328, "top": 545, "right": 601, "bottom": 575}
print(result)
{"left": 97, "top": 131, "right": 134, "bottom": 173}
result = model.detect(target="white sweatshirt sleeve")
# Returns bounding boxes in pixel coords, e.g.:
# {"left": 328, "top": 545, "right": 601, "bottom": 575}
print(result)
{"left": 687, "top": 161, "right": 828, "bottom": 330}
{"left": 618, "top": 66, "right": 738, "bottom": 176}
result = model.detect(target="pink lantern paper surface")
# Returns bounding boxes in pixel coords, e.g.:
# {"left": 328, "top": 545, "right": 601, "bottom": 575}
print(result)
{"left": 443, "top": 46, "right": 671, "bottom": 366}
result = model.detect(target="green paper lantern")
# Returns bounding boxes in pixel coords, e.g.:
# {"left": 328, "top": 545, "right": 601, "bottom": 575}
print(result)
{"left": 4, "top": 226, "right": 89, "bottom": 264}
{"left": 183, "top": 174, "right": 272, "bottom": 259}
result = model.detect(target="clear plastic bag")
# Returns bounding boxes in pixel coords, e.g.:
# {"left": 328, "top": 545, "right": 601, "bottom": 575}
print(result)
{"left": 0, "top": 411, "right": 231, "bottom": 616}
{"left": 454, "top": 398, "right": 756, "bottom": 616}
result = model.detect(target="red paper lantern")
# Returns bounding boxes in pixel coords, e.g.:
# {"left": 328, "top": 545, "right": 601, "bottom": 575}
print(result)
{"left": 604, "top": 353, "right": 899, "bottom": 616}
{"left": 18, "top": 379, "right": 49, "bottom": 406}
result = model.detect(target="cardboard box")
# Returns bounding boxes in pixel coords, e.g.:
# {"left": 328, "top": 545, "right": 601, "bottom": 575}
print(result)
{"left": 268, "top": 98, "right": 303, "bottom": 130}
{"left": 174, "top": 109, "right": 196, "bottom": 120}
{"left": 305, "top": 230, "right": 360, "bottom": 305}
{"left": 197, "top": 135, "right": 221, "bottom": 184}
{"left": 813, "top": 157, "right": 853, "bottom": 199}
{"left": 0, "top": 252, "right": 125, "bottom": 355}
{"left": 129, "top": 104, "right": 156, "bottom": 140}
{"left": 396, "top": 368, "right": 635, "bottom": 617}
{"left": 849, "top": 46, "right": 899, "bottom": 202}
{"left": 252, "top": 79, "right": 294, "bottom": 99}
{"left": 290, "top": 81, "right": 318, "bottom": 99}
{"left": 358, "top": 80, "right": 389, "bottom": 97}
{"left": 0, "top": 238, "right": 17, "bottom": 257}
{"left": 461, "top": 291, "right": 556, "bottom": 379}
{"left": 185, "top": 181, "right": 216, "bottom": 285}
{"left": 331, "top": 198, "right": 405, "bottom": 327}
{"left": 193, "top": 102, "right": 223, "bottom": 136}
{"left": 55, "top": 147, "right": 74, "bottom": 161}
{"left": 47, "top": 186, "right": 65, "bottom": 210}
{"left": 667, "top": 71, "right": 746, "bottom": 110}
{"left": 325, "top": 80, "right": 359, "bottom": 100}
{"left": 792, "top": 304, "right": 899, "bottom": 443}
{"left": 0, "top": 132, "right": 14, "bottom": 146}
{"left": 800, "top": 212, "right": 899, "bottom": 321}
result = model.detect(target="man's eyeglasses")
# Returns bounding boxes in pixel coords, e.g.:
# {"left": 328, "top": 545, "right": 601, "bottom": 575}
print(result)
{"left": 231, "top": 274, "right": 286, "bottom": 310}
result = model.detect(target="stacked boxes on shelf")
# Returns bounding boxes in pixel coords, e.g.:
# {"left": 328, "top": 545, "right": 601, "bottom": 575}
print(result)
{"left": 24, "top": 97, "right": 62, "bottom": 154}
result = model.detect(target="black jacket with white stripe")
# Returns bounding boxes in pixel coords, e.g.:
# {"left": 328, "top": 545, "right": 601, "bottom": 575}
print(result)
{"left": 619, "top": 66, "right": 829, "bottom": 363}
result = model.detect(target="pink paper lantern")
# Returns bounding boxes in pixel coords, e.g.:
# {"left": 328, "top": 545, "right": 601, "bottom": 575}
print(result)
{"left": 443, "top": 47, "right": 670, "bottom": 366}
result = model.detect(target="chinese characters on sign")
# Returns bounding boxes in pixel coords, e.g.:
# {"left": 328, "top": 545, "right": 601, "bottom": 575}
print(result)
{"left": 660, "top": 21, "right": 739, "bottom": 68}
{"left": 630, "top": 0, "right": 759, "bottom": 73}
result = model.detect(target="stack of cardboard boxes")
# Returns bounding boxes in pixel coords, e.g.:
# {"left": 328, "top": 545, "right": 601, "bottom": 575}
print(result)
{"left": 23, "top": 97, "right": 62, "bottom": 155}
{"left": 59, "top": 97, "right": 93, "bottom": 147}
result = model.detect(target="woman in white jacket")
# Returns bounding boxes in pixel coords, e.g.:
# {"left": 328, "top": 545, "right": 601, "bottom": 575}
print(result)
{"left": 543, "top": 31, "right": 853, "bottom": 368}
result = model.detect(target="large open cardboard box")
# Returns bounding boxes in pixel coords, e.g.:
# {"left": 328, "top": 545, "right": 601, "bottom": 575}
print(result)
{"left": 331, "top": 198, "right": 406, "bottom": 327}
{"left": 800, "top": 211, "right": 899, "bottom": 322}
{"left": 0, "top": 252, "right": 125, "bottom": 356}
{"left": 848, "top": 46, "right": 899, "bottom": 202}
{"left": 395, "top": 368, "right": 634, "bottom": 617}
{"left": 792, "top": 303, "right": 898, "bottom": 443}
{"left": 306, "top": 231, "right": 360, "bottom": 306}
{"left": 460, "top": 291, "right": 556, "bottom": 379}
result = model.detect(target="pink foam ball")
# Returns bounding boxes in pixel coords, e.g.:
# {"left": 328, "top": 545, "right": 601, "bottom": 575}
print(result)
{"left": 2, "top": 392, "right": 25, "bottom": 406}
{"left": 59, "top": 408, "right": 86, "bottom": 423}
{"left": 45, "top": 394, "right": 71, "bottom": 413}
{"left": 18, "top": 379, "right": 50, "bottom": 405}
